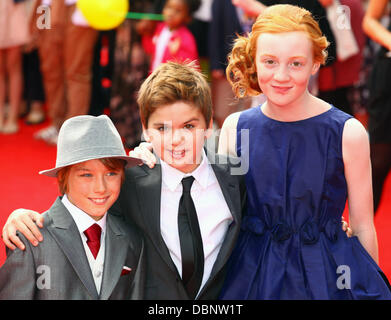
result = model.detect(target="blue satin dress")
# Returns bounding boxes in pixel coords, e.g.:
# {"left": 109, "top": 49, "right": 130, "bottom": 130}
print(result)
{"left": 220, "top": 105, "right": 391, "bottom": 299}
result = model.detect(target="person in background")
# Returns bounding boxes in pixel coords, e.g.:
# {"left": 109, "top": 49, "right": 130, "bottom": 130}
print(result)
{"left": 317, "top": 0, "right": 366, "bottom": 116}
{"left": 362, "top": 0, "right": 391, "bottom": 214}
{"left": 110, "top": 0, "right": 152, "bottom": 149}
{"left": 142, "top": 0, "right": 201, "bottom": 72}
{"left": 188, "top": 0, "right": 212, "bottom": 64}
{"left": 32, "top": 0, "right": 98, "bottom": 145}
{"left": 88, "top": 30, "right": 116, "bottom": 118}
{"left": 0, "top": 0, "right": 30, "bottom": 134}
{"left": 208, "top": 0, "right": 255, "bottom": 128}
{"left": 22, "top": 49, "right": 46, "bottom": 125}
{"left": 23, "top": 0, "right": 46, "bottom": 125}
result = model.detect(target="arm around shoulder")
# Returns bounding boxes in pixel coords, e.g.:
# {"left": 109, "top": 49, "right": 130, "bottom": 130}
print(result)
{"left": 2, "top": 208, "right": 44, "bottom": 251}
{"left": 342, "top": 118, "right": 379, "bottom": 263}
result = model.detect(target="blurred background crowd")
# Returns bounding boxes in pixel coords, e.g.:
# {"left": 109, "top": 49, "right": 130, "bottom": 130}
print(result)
{"left": 0, "top": 0, "right": 390, "bottom": 214}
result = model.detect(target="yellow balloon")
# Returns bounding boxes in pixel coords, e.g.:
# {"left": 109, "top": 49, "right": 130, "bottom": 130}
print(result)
{"left": 77, "top": 0, "right": 129, "bottom": 30}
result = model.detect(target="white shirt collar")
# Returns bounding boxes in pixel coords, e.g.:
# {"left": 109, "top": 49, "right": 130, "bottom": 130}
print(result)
{"left": 160, "top": 149, "right": 211, "bottom": 191}
{"left": 61, "top": 194, "right": 107, "bottom": 235}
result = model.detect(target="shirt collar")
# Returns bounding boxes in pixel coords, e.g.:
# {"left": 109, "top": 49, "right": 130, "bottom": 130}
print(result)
{"left": 160, "top": 149, "right": 211, "bottom": 191}
{"left": 61, "top": 194, "right": 107, "bottom": 235}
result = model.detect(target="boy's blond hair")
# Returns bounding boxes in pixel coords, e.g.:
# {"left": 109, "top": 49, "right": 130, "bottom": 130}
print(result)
{"left": 227, "top": 4, "right": 329, "bottom": 98}
{"left": 137, "top": 61, "right": 213, "bottom": 127}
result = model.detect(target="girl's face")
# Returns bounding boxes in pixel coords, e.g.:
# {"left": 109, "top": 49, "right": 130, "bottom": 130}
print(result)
{"left": 67, "top": 160, "right": 123, "bottom": 221}
{"left": 255, "top": 31, "right": 320, "bottom": 108}
{"left": 163, "top": 0, "right": 190, "bottom": 30}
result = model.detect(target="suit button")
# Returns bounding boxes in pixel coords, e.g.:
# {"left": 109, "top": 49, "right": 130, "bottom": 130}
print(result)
{"left": 94, "top": 269, "right": 102, "bottom": 278}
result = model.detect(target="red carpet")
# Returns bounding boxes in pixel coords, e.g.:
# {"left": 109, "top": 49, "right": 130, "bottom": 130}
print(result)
{"left": 1, "top": 118, "right": 390, "bottom": 282}
{"left": 0, "top": 119, "right": 59, "bottom": 236}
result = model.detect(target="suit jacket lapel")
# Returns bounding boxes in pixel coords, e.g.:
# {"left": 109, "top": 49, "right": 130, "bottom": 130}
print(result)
{"left": 199, "top": 152, "right": 242, "bottom": 296}
{"left": 132, "top": 150, "right": 243, "bottom": 298}
{"left": 45, "top": 198, "right": 99, "bottom": 299}
{"left": 99, "top": 215, "right": 129, "bottom": 300}
{"left": 134, "top": 164, "right": 179, "bottom": 275}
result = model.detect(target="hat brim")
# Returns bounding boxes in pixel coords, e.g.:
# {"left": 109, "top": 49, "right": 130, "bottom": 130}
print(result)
{"left": 39, "top": 155, "right": 143, "bottom": 177}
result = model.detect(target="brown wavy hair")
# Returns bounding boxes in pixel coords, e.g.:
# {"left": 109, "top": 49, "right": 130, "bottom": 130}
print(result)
{"left": 137, "top": 61, "right": 212, "bottom": 128}
{"left": 226, "top": 4, "right": 329, "bottom": 98}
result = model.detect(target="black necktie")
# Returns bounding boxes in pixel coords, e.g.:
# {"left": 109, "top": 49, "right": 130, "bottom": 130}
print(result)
{"left": 178, "top": 176, "right": 204, "bottom": 299}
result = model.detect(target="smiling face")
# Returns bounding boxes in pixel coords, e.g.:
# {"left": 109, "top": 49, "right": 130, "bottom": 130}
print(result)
{"left": 255, "top": 31, "right": 320, "bottom": 108}
{"left": 163, "top": 0, "right": 190, "bottom": 30}
{"left": 144, "top": 101, "right": 212, "bottom": 173}
{"left": 66, "top": 159, "right": 123, "bottom": 221}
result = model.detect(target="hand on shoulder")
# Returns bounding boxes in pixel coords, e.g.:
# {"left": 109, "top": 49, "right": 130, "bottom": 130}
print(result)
{"left": 2, "top": 209, "right": 44, "bottom": 251}
{"left": 128, "top": 142, "right": 156, "bottom": 168}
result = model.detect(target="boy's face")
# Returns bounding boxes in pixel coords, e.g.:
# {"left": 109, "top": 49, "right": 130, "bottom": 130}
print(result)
{"left": 144, "top": 101, "right": 212, "bottom": 173}
{"left": 67, "top": 160, "right": 122, "bottom": 221}
{"left": 163, "top": 0, "right": 191, "bottom": 30}
{"left": 255, "top": 31, "right": 320, "bottom": 108}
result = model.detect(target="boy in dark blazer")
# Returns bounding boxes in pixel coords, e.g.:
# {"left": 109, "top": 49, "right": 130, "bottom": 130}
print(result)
{"left": 0, "top": 115, "right": 145, "bottom": 299}
{"left": 109, "top": 61, "right": 247, "bottom": 299}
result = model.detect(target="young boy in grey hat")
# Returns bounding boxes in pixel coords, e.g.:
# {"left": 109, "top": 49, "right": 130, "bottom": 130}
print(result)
{"left": 0, "top": 115, "right": 145, "bottom": 300}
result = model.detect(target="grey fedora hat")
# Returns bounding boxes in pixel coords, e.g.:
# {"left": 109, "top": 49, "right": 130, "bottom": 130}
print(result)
{"left": 39, "top": 115, "right": 142, "bottom": 177}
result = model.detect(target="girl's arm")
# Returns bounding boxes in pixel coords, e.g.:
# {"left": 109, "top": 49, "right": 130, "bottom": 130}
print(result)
{"left": 231, "top": 0, "right": 267, "bottom": 18}
{"left": 362, "top": 0, "right": 391, "bottom": 51}
{"left": 342, "top": 118, "right": 379, "bottom": 263}
{"left": 217, "top": 112, "right": 241, "bottom": 157}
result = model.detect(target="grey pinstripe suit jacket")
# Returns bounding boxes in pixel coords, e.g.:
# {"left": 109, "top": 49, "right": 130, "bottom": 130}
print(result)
{"left": 0, "top": 197, "right": 145, "bottom": 300}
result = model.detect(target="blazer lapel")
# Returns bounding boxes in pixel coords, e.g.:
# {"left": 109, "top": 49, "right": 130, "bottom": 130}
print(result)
{"left": 134, "top": 164, "right": 179, "bottom": 275}
{"left": 99, "top": 215, "right": 129, "bottom": 300}
{"left": 199, "top": 152, "right": 243, "bottom": 296}
{"left": 45, "top": 198, "right": 99, "bottom": 299}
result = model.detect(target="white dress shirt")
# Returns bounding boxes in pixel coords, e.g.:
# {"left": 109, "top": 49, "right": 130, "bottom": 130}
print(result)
{"left": 160, "top": 150, "right": 233, "bottom": 297}
{"left": 62, "top": 194, "right": 106, "bottom": 294}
